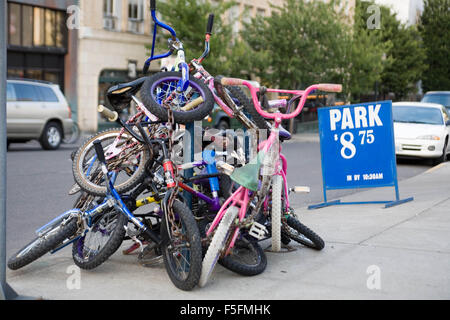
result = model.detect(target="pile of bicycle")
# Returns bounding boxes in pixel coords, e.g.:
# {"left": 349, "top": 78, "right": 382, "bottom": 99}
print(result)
{"left": 7, "top": 0, "right": 342, "bottom": 291}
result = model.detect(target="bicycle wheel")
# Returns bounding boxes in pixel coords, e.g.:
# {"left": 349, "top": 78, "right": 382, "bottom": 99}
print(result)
{"left": 160, "top": 200, "right": 203, "bottom": 291}
{"left": 72, "top": 207, "right": 128, "bottom": 270}
{"left": 226, "top": 85, "right": 270, "bottom": 130}
{"left": 8, "top": 217, "right": 79, "bottom": 270}
{"left": 140, "top": 71, "right": 214, "bottom": 124}
{"left": 199, "top": 206, "right": 239, "bottom": 288}
{"left": 271, "top": 175, "right": 282, "bottom": 251}
{"left": 218, "top": 235, "right": 267, "bottom": 276}
{"left": 72, "top": 129, "right": 150, "bottom": 197}
{"left": 63, "top": 122, "right": 80, "bottom": 144}
{"left": 283, "top": 216, "right": 325, "bottom": 250}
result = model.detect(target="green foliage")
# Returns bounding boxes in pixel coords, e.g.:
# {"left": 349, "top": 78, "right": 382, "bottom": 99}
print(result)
{"left": 356, "top": 0, "right": 426, "bottom": 100}
{"left": 419, "top": 0, "right": 450, "bottom": 92}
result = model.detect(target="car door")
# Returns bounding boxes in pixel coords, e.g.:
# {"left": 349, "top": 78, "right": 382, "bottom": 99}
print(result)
{"left": 10, "top": 82, "right": 46, "bottom": 137}
{"left": 35, "top": 85, "right": 62, "bottom": 124}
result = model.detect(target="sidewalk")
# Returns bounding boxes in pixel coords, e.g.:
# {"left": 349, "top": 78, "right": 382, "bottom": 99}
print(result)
{"left": 6, "top": 162, "right": 450, "bottom": 300}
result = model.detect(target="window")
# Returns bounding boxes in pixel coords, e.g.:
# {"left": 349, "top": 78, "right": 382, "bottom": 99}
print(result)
{"left": 393, "top": 106, "right": 444, "bottom": 125}
{"left": 128, "top": 0, "right": 144, "bottom": 33}
{"left": 104, "top": 0, "right": 119, "bottom": 30}
{"left": 7, "top": 83, "right": 17, "bottom": 102}
{"left": 37, "top": 86, "right": 59, "bottom": 102}
{"left": 8, "top": 3, "right": 21, "bottom": 46}
{"left": 22, "top": 5, "right": 33, "bottom": 46}
{"left": 229, "top": 5, "right": 240, "bottom": 35}
{"left": 257, "top": 8, "right": 266, "bottom": 17}
{"left": 243, "top": 5, "right": 253, "bottom": 25}
{"left": 12, "top": 83, "right": 41, "bottom": 102}
{"left": 8, "top": 4, "right": 66, "bottom": 49}
{"left": 45, "top": 9, "right": 56, "bottom": 47}
{"left": 33, "top": 7, "right": 45, "bottom": 46}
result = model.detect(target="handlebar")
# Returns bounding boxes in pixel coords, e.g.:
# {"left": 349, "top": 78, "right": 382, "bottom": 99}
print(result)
{"left": 218, "top": 77, "right": 342, "bottom": 121}
{"left": 143, "top": 0, "right": 178, "bottom": 74}
{"left": 206, "top": 14, "right": 215, "bottom": 35}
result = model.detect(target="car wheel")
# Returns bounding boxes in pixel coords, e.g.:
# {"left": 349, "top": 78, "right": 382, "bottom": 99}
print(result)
{"left": 433, "top": 139, "right": 448, "bottom": 166}
{"left": 40, "top": 121, "right": 63, "bottom": 150}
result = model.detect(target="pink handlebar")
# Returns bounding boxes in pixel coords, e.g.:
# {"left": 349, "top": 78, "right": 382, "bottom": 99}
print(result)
{"left": 219, "top": 77, "right": 342, "bottom": 121}
{"left": 220, "top": 77, "right": 244, "bottom": 86}
{"left": 317, "top": 83, "right": 343, "bottom": 93}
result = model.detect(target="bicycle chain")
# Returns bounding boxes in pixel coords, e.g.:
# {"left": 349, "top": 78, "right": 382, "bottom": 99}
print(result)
{"left": 164, "top": 103, "right": 183, "bottom": 239}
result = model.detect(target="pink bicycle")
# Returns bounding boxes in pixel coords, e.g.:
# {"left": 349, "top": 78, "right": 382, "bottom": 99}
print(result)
{"left": 199, "top": 76, "right": 342, "bottom": 287}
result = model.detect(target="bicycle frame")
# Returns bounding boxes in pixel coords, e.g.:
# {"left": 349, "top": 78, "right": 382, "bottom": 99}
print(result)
{"left": 205, "top": 78, "right": 342, "bottom": 253}
{"left": 144, "top": 1, "right": 189, "bottom": 93}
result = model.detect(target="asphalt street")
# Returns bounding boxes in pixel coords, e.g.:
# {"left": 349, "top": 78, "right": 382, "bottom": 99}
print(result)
{"left": 5, "top": 136, "right": 432, "bottom": 257}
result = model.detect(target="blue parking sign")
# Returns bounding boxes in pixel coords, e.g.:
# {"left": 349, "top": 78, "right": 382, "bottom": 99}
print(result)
{"left": 309, "top": 100, "right": 414, "bottom": 209}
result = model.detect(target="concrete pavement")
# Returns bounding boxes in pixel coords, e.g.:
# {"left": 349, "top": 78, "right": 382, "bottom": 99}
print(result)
{"left": 5, "top": 159, "right": 450, "bottom": 300}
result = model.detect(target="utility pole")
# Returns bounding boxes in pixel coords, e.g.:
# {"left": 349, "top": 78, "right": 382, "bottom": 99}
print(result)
{"left": 0, "top": 0, "right": 18, "bottom": 301}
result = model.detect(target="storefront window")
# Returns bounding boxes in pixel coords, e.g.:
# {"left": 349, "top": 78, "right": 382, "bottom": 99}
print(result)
{"left": 45, "top": 9, "right": 56, "bottom": 47}
{"left": 33, "top": 7, "right": 45, "bottom": 47}
{"left": 8, "top": 3, "right": 21, "bottom": 46}
{"left": 22, "top": 5, "right": 33, "bottom": 46}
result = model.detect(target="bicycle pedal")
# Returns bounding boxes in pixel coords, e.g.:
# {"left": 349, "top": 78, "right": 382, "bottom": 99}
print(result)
{"left": 123, "top": 241, "right": 149, "bottom": 255}
{"left": 249, "top": 222, "right": 268, "bottom": 241}
{"left": 290, "top": 186, "right": 311, "bottom": 194}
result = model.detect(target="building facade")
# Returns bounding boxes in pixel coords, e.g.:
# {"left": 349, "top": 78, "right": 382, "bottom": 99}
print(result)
{"left": 7, "top": 0, "right": 356, "bottom": 133}
{"left": 6, "top": 0, "right": 78, "bottom": 121}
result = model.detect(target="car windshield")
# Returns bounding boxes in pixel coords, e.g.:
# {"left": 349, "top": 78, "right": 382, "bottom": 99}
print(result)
{"left": 422, "top": 94, "right": 450, "bottom": 107}
{"left": 393, "top": 106, "right": 444, "bottom": 125}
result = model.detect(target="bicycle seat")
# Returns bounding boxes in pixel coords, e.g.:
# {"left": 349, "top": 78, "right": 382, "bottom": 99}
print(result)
{"left": 107, "top": 77, "right": 147, "bottom": 111}
{"left": 279, "top": 125, "right": 292, "bottom": 141}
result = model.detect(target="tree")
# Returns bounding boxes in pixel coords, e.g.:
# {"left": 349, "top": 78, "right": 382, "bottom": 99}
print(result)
{"left": 242, "top": 0, "right": 384, "bottom": 102}
{"left": 419, "top": 0, "right": 450, "bottom": 92}
{"left": 356, "top": 0, "right": 426, "bottom": 100}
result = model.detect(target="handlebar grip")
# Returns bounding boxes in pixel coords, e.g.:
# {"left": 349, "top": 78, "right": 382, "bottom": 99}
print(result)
{"left": 220, "top": 77, "right": 244, "bottom": 86}
{"left": 97, "top": 105, "right": 119, "bottom": 122}
{"left": 206, "top": 14, "right": 215, "bottom": 35}
{"left": 143, "top": 63, "right": 150, "bottom": 75}
{"left": 93, "top": 140, "right": 106, "bottom": 165}
{"left": 317, "top": 84, "right": 342, "bottom": 93}
{"left": 150, "top": 0, "right": 156, "bottom": 11}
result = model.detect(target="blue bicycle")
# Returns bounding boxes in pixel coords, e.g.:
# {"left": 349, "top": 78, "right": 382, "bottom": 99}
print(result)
{"left": 8, "top": 140, "right": 203, "bottom": 291}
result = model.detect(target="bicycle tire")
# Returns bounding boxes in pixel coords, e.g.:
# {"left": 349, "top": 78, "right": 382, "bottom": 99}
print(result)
{"left": 72, "top": 208, "right": 128, "bottom": 270}
{"left": 63, "top": 122, "right": 80, "bottom": 144}
{"left": 271, "top": 175, "right": 282, "bottom": 251}
{"left": 8, "top": 218, "right": 78, "bottom": 270}
{"left": 226, "top": 86, "right": 270, "bottom": 131}
{"left": 140, "top": 71, "right": 214, "bottom": 124}
{"left": 199, "top": 206, "right": 239, "bottom": 288}
{"left": 284, "top": 216, "right": 325, "bottom": 250}
{"left": 160, "top": 200, "right": 203, "bottom": 291}
{"left": 72, "top": 129, "right": 150, "bottom": 197}
{"left": 218, "top": 235, "right": 267, "bottom": 276}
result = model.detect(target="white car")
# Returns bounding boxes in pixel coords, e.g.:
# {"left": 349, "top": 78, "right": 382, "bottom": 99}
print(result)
{"left": 7, "top": 79, "right": 74, "bottom": 150}
{"left": 393, "top": 102, "right": 450, "bottom": 165}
